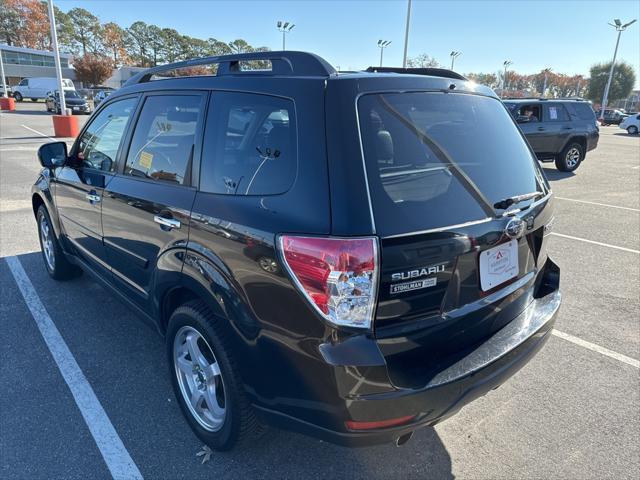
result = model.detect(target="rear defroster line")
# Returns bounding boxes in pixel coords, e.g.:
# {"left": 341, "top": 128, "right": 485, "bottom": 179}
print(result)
{"left": 5, "top": 256, "right": 143, "bottom": 480}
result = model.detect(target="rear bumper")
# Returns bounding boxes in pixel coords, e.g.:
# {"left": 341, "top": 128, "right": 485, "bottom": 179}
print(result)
{"left": 257, "top": 287, "right": 561, "bottom": 447}
{"left": 587, "top": 131, "right": 599, "bottom": 152}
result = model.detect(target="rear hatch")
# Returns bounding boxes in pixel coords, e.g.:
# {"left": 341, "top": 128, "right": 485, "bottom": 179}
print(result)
{"left": 357, "top": 90, "right": 554, "bottom": 388}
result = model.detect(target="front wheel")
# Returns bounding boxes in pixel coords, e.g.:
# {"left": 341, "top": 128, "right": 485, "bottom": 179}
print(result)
{"left": 36, "top": 205, "right": 80, "bottom": 280}
{"left": 555, "top": 142, "right": 584, "bottom": 172}
{"left": 628, "top": 126, "right": 638, "bottom": 135}
{"left": 13, "top": 92, "right": 23, "bottom": 102}
{"left": 167, "top": 301, "right": 265, "bottom": 451}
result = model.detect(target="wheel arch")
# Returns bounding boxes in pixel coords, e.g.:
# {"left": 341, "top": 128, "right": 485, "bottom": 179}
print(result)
{"left": 562, "top": 135, "right": 587, "bottom": 154}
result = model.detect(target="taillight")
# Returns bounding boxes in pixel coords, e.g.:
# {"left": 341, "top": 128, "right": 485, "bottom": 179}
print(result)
{"left": 278, "top": 235, "right": 379, "bottom": 329}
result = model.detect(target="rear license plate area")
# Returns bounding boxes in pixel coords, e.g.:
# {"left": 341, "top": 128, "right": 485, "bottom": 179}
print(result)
{"left": 479, "top": 239, "right": 519, "bottom": 291}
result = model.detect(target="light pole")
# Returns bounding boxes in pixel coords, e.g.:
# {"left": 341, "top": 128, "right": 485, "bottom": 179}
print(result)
{"left": 378, "top": 40, "right": 391, "bottom": 67}
{"left": 600, "top": 18, "right": 636, "bottom": 121}
{"left": 402, "top": 0, "right": 412, "bottom": 68}
{"left": 47, "top": 0, "right": 66, "bottom": 115}
{"left": 450, "top": 51, "right": 461, "bottom": 70}
{"left": 502, "top": 60, "right": 512, "bottom": 98}
{"left": 0, "top": 46, "right": 7, "bottom": 98}
{"left": 542, "top": 68, "right": 552, "bottom": 97}
{"left": 277, "top": 21, "right": 295, "bottom": 50}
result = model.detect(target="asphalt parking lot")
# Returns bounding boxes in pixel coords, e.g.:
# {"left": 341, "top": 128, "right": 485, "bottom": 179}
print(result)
{"left": 1, "top": 102, "right": 639, "bottom": 479}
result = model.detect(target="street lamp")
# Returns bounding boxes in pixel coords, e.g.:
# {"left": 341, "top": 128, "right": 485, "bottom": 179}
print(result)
{"left": 542, "top": 68, "right": 552, "bottom": 97}
{"left": 0, "top": 46, "right": 7, "bottom": 98}
{"left": 402, "top": 0, "right": 412, "bottom": 68}
{"left": 378, "top": 40, "right": 392, "bottom": 67}
{"left": 277, "top": 21, "right": 295, "bottom": 50}
{"left": 450, "top": 51, "right": 461, "bottom": 70}
{"left": 600, "top": 18, "right": 636, "bottom": 121}
{"left": 502, "top": 60, "right": 512, "bottom": 98}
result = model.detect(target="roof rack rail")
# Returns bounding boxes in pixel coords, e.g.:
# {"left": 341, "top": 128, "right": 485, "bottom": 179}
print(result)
{"left": 124, "top": 51, "right": 336, "bottom": 86}
{"left": 365, "top": 66, "right": 467, "bottom": 81}
{"left": 503, "top": 96, "right": 589, "bottom": 102}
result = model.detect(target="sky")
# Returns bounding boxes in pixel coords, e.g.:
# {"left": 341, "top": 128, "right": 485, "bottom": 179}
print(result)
{"left": 57, "top": 0, "right": 640, "bottom": 82}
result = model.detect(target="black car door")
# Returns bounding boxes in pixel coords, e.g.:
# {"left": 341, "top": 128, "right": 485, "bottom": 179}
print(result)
{"left": 101, "top": 92, "right": 206, "bottom": 308}
{"left": 542, "top": 103, "right": 572, "bottom": 152}
{"left": 54, "top": 96, "right": 139, "bottom": 273}
{"left": 514, "top": 103, "right": 547, "bottom": 154}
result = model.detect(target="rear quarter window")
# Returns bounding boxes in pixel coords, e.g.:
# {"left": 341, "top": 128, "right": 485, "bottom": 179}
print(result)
{"left": 200, "top": 92, "right": 297, "bottom": 196}
{"left": 572, "top": 103, "right": 597, "bottom": 121}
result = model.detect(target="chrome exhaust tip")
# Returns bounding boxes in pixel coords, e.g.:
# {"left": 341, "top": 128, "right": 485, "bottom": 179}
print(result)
{"left": 395, "top": 431, "right": 414, "bottom": 447}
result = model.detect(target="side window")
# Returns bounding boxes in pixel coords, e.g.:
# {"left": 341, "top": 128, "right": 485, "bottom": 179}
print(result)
{"left": 201, "top": 92, "right": 297, "bottom": 195}
{"left": 545, "top": 104, "right": 570, "bottom": 122}
{"left": 76, "top": 97, "right": 137, "bottom": 172}
{"left": 124, "top": 95, "right": 203, "bottom": 185}
{"left": 18, "top": 78, "right": 28, "bottom": 86}
{"left": 572, "top": 103, "right": 596, "bottom": 121}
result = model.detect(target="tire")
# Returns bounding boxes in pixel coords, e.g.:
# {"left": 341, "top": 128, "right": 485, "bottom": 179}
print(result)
{"left": 31, "top": 98, "right": 38, "bottom": 102}
{"left": 628, "top": 126, "right": 638, "bottom": 135}
{"left": 36, "top": 205, "right": 80, "bottom": 280}
{"left": 13, "top": 92, "right": 23, "bottom": 102}
{"left": 167, "top": 301, "right": 265, "bottom": 451}
{"left": 555, "top": 142, "right": 584, "bottom": 172}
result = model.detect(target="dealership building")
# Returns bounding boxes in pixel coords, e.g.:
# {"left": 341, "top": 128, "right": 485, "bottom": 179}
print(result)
{"left": 0, "top": 44, "right": 75, "bottom": 87}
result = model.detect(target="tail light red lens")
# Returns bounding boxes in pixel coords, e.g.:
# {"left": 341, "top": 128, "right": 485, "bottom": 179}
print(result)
{"left": 278, "top": 235, "right": 379, "bottom": 329}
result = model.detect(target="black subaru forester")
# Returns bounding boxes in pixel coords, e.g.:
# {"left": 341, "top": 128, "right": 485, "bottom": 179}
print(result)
{"left": 32, "top": 52, "right": 561, "bottom": 450}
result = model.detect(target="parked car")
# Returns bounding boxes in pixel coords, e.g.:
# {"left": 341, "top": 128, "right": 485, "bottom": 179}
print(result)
{"left": 45, "top": 90, "right": 92, "bottom": 115}
{"left": 504, "top": 98, "right": 599, "bottom": 172}
{"left": 31, "top": 52, "right": 561, "bottom": 451}
{"left": 594, "top": 108, "right": 628, "bottom": 125}
{"left": 12, "top": 77, "right": 75, "bottom": 102}
{"left": 619, "top": 113, "right": 640, "bottom": 134}
{"left": 0, "top": 84, "right": 12, "bottom": 97}
{"left": 93, "top": 88, "right": 115, "bottom": 106}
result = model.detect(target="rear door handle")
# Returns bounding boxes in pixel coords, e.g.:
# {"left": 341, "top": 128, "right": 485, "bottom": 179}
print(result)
{"left": 154, "top": 215, "right": 181, "bottom": 230}
{"left": 85, "top": 193, "right": 101, "bottom": 203}
{"left": 537, "top": 127, "right": 545, "bottom": 131}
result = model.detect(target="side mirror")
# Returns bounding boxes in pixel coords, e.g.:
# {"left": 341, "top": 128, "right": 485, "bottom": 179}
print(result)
{"left": 38, "top": 142, "right": 68, "bottom": 168}
{"left": 516, "top": 115, "right": 531, "bottom": 124}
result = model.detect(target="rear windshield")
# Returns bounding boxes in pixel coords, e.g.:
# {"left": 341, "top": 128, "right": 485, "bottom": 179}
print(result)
{"left": 358, "top": 92, "right": 545, "bottom": 236}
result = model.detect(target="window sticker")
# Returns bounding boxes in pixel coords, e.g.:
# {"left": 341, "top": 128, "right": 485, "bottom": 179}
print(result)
{"left": 139, "top": 151, "right": 153, "bottom": 169}
{"left": 549, "top": 107, "right": 558, "bottom": 120}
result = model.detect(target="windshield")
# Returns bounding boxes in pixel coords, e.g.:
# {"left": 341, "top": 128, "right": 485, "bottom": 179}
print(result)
{"left": 64, "top": 91, "right": 81, "bottom": 99}
{"left": 358, "top": 92, "right": 546, "bottom": 237}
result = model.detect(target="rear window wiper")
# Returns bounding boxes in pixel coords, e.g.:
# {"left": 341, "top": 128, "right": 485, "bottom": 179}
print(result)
{"left": 493, "top": 191, "right": 544, "bottom": 211}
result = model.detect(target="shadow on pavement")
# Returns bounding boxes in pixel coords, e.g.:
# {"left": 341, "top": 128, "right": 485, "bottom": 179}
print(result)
{"left": 541, "top": 166, "right": 575, "bottom": 181}
{"left": 8, "top": 251, "right": 454, "bottom": 479}
{"left": 612, "top": 132, "right": 638, "bottom": 137}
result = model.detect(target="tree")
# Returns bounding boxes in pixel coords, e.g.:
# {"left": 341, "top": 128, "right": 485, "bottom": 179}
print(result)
{"left": 407, "top": 54, "right": 440, "bottom": 68}
{"left": 0, "top": 0, "right": 22, "bottom": 46}
{"left": 228, "top": 39, "right": 252, "bottom": 54}
{"left": 586, "top": 61, "right": 636, "bottom": 104}
{"left": 67, "top": 7, "right": 100, "bottom": 55}
{"left": 161, "top": 28, "right": 186, "bottom": 63}
{"left": 73, "top": 54, "right": 113, "bottom": 86}
{"left": 126, "top": 21, "right": 152, "bottom": 67}
{"left": 101, "top": 22, "right": 128, "bottom": 66}
{"left": 466, "top": 72, "right": 499, "bottom": 88}
{"left": 0, "top": 0, "right": 49, "bottom": 49}
{"left": 207, "top": 38, "right": 232, "bottom": 56}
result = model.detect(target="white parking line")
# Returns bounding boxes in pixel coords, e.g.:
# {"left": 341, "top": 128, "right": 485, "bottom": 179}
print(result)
{"left": 550, "top": 232, "right": 640, "bottom": 254}
{"left": 21, "top": 124, "right": 55, "bottom": 141}
{"left": 5, "top": 256, "right": 143, "bottom": 480}
{"left": 552, "top": 330, "right": 640, "bottom": 369}
{"left": 555, "top": 197, "right": 640, "bottom": 213}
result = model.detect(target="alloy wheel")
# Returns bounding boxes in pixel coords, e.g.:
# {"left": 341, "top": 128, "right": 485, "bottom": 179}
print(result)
{"left": 628, "top": 126, "right": 638, "bottom": 135}
{"left": 173, "top": 326, "right": 227, "bottom": 432}
{"left": 565, "top": 147, "right": 581, "bottom": 168}
{"left": 39, "top": 214, "right": 55, "bottom": 271}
